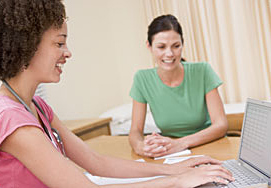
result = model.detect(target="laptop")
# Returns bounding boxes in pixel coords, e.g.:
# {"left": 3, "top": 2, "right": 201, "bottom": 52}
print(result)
{"left": 200, "top": 98, "right": 271, "bottom": 188}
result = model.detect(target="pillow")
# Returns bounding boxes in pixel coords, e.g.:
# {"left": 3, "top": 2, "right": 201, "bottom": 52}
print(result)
{"left": 99, "top": 103, "right": 160, "bottom": 135}
{"left": 99, "top": 103, "right": 132, "bottom": 124}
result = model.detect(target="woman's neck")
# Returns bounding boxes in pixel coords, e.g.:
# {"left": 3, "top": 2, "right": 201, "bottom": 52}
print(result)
{"left": 157, "top": 64, "right": 184, "bottom": 87}
{"left": 0, "top": 76, "right": 38, "bottom": 107}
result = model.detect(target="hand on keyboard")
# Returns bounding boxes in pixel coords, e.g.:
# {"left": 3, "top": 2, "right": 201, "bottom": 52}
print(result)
{"left": 175, "top": 164, "right": 234, "bottom": 187}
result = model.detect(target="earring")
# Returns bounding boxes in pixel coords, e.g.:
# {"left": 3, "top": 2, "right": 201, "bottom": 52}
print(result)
{"left": 21, "top": 65, "right": 27, "bottom": 72}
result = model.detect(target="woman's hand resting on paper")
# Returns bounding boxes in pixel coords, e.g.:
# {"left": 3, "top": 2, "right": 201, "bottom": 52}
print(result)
{"left": 142, "top": 132, "right": 188, "bottom": 158}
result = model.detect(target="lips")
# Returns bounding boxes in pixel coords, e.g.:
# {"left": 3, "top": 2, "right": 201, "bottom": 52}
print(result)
{"left": 56, "top": 63, "right": 64, "bottom": 69}
{"left": 162, "top": 59, "right": 175, "bottom": 64}
{"left": 55, "top": 63, "right": 64, "bottom": 74}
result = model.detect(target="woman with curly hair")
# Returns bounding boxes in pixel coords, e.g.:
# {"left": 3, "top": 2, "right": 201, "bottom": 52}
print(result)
{"left": 0, "top": 0, "right": 233, "bottom": 187}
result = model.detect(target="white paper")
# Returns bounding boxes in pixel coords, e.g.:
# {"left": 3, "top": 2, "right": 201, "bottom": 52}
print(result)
{"left": 163, "top": 155, "right": 204, "bottom": 164}
{"left": 85, "top": 172, "right": 163, "bottom": 185}
{"left": 135, "top": 159, "right": 145, "bottom": 162}
{"left": 154, "top": 149, "right": 191, "bottom": 160}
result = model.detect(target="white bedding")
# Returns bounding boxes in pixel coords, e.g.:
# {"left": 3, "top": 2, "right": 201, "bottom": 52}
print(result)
{"left": 99, "top": 103, "right": 160, "bottom": 135}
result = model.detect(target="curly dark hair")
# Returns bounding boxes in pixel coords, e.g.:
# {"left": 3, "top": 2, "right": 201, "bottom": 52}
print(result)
{"left": 0, "top": 0, "right": 66, "bottom": 80}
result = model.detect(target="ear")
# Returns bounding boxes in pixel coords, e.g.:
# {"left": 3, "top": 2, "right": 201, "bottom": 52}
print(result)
{"left": 146, "top": 40, "right": 152, "bottom": 51}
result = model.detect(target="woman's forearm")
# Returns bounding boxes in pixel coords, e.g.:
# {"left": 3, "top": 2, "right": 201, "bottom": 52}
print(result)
{"left": 129, "top": 128, "right": 145, "bottom": 155}
{"left": 91, "top": 154, "right": 176, "bottom": 178}
{"left": 177, "top": 121, "right": 228, "bottom": 149}
{"left": 60, "top": 124, "right": 174, "bottom": 178}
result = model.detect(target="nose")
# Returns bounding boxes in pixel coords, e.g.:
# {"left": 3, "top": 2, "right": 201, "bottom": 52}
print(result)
{"left": 64, "top": 47, "right": 72, "bottom": 59}
{"left": 165, "top": 47, "right": 173, "bottom": 57}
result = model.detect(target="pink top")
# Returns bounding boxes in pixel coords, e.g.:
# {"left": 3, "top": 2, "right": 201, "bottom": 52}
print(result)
{"left": 0, "top": 96, "right": 61, "bottom": 188}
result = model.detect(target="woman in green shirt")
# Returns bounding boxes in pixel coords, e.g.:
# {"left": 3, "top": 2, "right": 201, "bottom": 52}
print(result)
{"left": 129, "top": 14, "right": 228, "bottom": 158}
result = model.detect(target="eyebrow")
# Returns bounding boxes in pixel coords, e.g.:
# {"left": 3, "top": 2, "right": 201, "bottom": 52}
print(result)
{"left": 155, "top": 41, "right": 181, "bottom": 45}
{"left": 57, "top": 34, "right": 67, "bottom": 38}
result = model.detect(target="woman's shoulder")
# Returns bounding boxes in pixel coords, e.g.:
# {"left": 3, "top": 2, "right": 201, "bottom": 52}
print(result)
{"left": 134, "top": 68, "right": 156, "bottom": 79}
{"left": 183, "top": 61, "right": 211, "bottom": 72}
{"left": 135, "top": 67, "right": 156, "bottom": 74}
{"left": 182, "top": 61, "right": 209, "bottom": 68}
{"left": 0, "top": 96, "right": 36, "bottom": 127}
{"left": 0, "top": 96, "right": 24, "bottom": 113}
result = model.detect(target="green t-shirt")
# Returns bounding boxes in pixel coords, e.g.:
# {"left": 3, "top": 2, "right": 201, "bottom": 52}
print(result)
{"left": 130, "top": 62, "right": 222, "bottom": 137}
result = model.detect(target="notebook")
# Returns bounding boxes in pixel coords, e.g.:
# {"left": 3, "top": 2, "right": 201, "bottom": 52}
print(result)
{"left": 200, "top": 98, "right": 271, "bottom": 188}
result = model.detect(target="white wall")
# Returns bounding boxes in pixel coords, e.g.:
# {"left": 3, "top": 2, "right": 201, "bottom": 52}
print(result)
{"left": 47, "top": 0, "right": 153, "bottom": 120}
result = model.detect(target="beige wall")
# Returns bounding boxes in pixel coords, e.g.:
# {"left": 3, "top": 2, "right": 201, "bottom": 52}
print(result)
{"left": 47, "top": 0, "right": 152, "bottom": 120}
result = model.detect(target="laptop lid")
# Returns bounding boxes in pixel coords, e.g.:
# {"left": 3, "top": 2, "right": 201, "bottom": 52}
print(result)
{"left": 237, "top": 98, "right": 271, "bottom": 183}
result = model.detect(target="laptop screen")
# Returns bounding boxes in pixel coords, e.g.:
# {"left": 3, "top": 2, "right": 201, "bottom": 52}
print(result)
{"left": 239, "top": 99, "right": 271, "bottom": 178}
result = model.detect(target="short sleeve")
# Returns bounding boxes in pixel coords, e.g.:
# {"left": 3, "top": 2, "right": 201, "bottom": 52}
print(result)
{"left": 204, "top": 63, "right": 223, "bottom": 94}
{"left": 0, "top": 108, "right": 41, "bottom": 145}
{"left": 33, "top": 96, "right": 54, "bottom": 123}
{"left": 130, "top": 71, "right": 147, "bottom": 103}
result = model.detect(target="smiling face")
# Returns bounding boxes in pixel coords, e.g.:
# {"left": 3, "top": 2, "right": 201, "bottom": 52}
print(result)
{"left": 26, "top": 22, "right": 72, "bottom": 83}
{"left": 149, "top": 30, "right": 183, "bottom": 72}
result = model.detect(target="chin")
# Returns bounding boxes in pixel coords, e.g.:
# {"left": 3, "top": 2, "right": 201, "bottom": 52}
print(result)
{"left": 48, "top": 77, "right": 61, "bottom": 83}
{"left": 162, "top": 64, "right": 178, "bottom": 70}
{"left": 54, "top": 78, "right": 61, "bottom": 83}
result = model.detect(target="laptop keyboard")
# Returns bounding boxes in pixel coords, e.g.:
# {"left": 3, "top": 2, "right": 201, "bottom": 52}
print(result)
{"left": 221, "top": 160, "right": 267, "bottom": 187}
